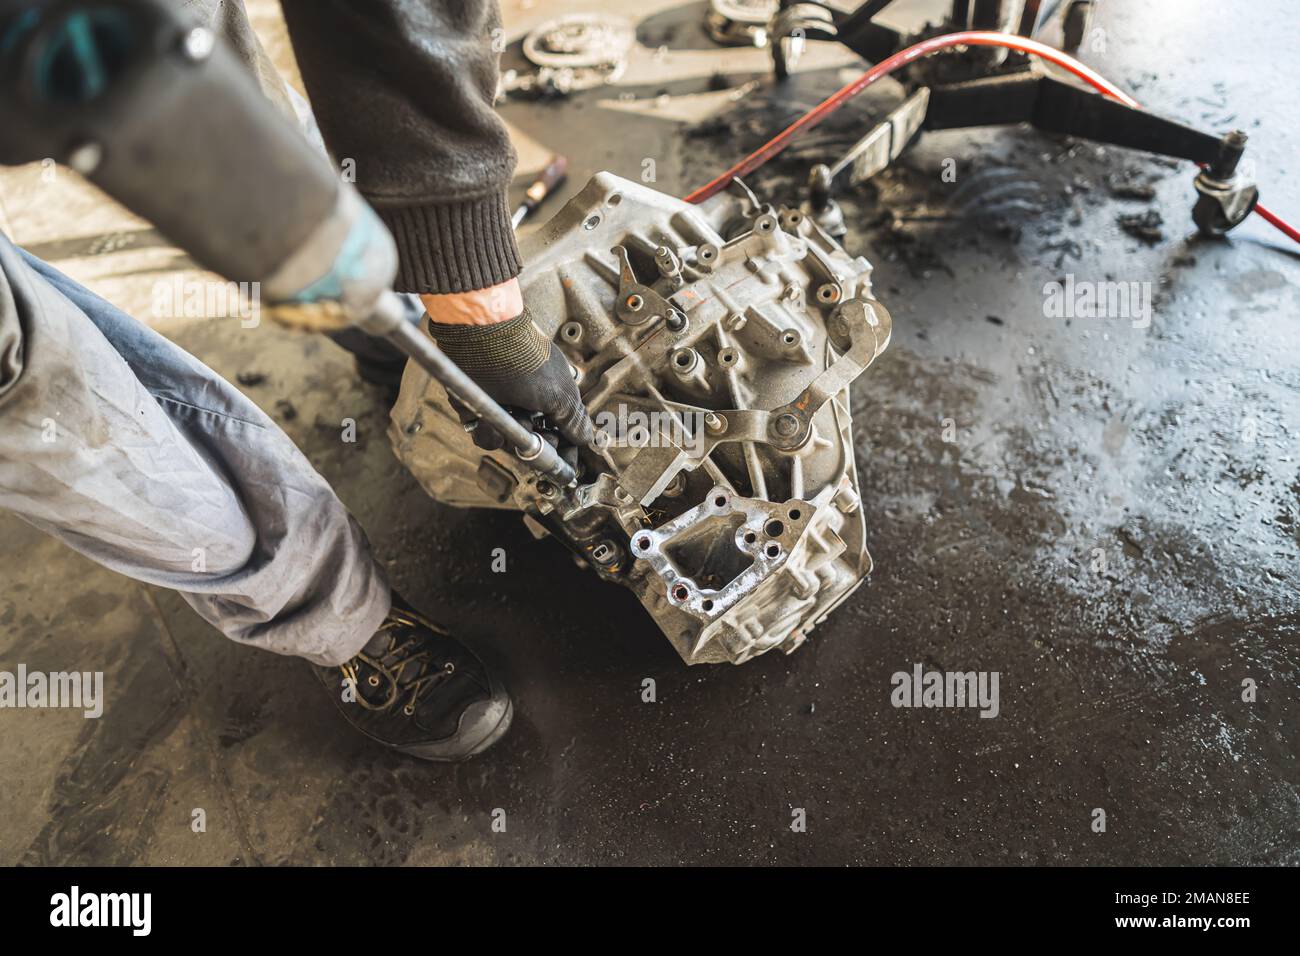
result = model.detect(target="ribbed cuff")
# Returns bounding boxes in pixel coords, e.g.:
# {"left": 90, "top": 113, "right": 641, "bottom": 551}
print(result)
{"left": 427, "top": 310, "right": 550, "bottom": 383}
{"left": 377, "top": 193, "right": 523, "bottom": 294}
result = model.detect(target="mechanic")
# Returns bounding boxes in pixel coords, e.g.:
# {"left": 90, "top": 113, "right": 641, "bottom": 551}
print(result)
{"left": 0, "top": 0, "right": 592, "bottom": 761}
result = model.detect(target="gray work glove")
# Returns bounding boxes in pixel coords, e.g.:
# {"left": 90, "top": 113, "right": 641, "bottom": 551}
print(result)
{"left": 428, "top": 311, "right": 595, "bottom": 452}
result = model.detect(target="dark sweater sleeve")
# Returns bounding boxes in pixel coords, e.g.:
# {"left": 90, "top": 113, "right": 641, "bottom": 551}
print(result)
{"left": 278, "top": 0, "right": 522, "bottom": 294}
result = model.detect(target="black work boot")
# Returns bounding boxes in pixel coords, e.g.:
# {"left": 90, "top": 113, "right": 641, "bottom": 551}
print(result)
{"left": 314, "top": 594, "right": 512, "bottom": 761}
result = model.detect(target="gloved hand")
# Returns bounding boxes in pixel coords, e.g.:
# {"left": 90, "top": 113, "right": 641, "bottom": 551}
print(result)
{"left": 428, "top": 310, "right": 594, "bottom": 451}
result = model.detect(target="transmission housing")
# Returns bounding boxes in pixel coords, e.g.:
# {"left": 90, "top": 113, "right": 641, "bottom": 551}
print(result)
{"left": 389, "top": 173, "right": 891, "bottom": 664}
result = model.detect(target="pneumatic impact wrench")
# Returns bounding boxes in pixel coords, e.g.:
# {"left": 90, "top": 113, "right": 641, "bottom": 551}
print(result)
{"left": 0, "top": 0, "right": 577, "bottom": 487}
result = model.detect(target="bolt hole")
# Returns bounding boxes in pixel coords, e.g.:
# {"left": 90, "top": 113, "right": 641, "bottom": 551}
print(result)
{"left": 606, "top": 193, "right": 622, "bottom": 206}
{"left": 713, "top": 495, "right": 727, "bottom": 507}
{"left": 788, "top": 508, "right": 802, "bottom": 521}
{"left": 699, "top": 247, "right": 715, "bottom": 260}
{"left": 583, "top": 214, "right": 601, "bottom": 230}
{"left": 782, "top": 331, "right": 797, "bottom": 345}
{"left": 743, "top": 532, "right": 757, "bottom": 544}
{"left": 673, "top": 584, "right": 689, "bottom": 601}
{"left": 758, "top": 219, "right": 774, "bottom": 231}
{"left": 765, "top": 520, "right": 785, "bottom": 537}
{"left": 702, "top": 599, "right": 714, "bottom": 612}
{"left": 675, "top": 352, "right": 692, "bottom": 367}
{"left": 637, "top": 536, "right": 651, "bottom": 550}
{"left": 765, "top": 544, "right": 781, "bottom": 558}
{"left": 626, "top": 293, "right": 643, "bottom": 312}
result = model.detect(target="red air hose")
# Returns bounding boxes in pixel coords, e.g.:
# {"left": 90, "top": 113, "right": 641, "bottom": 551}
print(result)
{"left": 683, "top": 30, "right": 1300, "bottom": 246}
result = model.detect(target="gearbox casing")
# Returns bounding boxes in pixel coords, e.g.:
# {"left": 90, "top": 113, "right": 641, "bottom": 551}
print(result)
{"left": 389, "top": 173, "right": 890, "bottom": 664}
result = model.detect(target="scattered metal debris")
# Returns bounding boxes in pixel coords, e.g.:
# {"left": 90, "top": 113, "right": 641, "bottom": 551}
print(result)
{"left": 500, "top": 13, "right": 635, "bottom": 99}
{"left": 705, "top": 0, "right": 779, "bottom": 48}
{"left": 1117, "top": 209, "right": 1165, "bottom": 244}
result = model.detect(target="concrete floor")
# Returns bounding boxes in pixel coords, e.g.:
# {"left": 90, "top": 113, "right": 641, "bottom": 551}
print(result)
{"left": 1, "top": 0, "right": 1297, "bottom": 866}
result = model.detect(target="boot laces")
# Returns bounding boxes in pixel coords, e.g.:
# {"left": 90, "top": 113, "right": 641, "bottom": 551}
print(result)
{"left": 341, "top": 610, "right": 456, "bottom": 716}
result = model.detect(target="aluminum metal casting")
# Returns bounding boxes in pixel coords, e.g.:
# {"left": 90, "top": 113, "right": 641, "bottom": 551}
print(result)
{"left": 389, "top": 173, "right": 891, "bottom": 664}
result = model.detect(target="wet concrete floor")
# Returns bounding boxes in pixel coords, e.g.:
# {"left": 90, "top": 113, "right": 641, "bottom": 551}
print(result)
{"left": 0, "top": 0, "right": 1295, "bottom": 864}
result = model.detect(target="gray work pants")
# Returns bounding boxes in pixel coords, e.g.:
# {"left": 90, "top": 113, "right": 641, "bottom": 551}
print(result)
{"left": 0, "top": 237, "right": 390, "bottom": 666}
{"left": 0, "top": 1, "right": 424, "bottom": 664}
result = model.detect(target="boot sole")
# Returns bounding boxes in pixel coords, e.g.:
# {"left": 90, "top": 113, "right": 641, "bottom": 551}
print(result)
{"left": 397, "top": 694, "right": 514, "bottom": 763}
